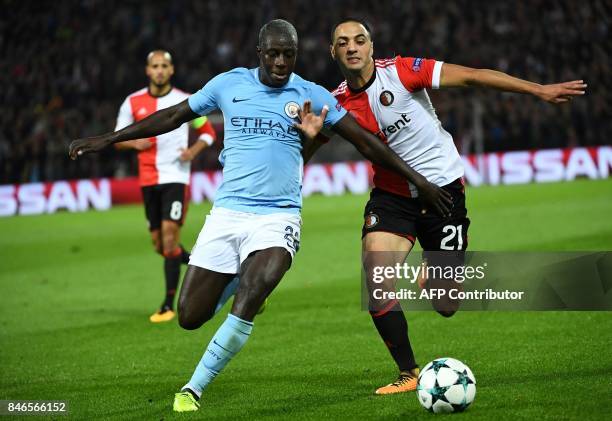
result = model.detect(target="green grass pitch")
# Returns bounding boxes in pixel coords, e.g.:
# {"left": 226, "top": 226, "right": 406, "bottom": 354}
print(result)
{"left": 1, "top": 178, "right": 611, "bottom": 420}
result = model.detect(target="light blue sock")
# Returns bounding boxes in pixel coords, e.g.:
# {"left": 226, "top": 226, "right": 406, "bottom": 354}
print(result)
{"left": 214, "top": 276, "right": 240, "bottom": 314}
{"left": 183, "top": 313, "right": 253, "bottom": 397}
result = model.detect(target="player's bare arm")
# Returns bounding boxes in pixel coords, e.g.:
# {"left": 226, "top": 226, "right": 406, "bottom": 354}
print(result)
{"left": 439, "top": 63, "right": 587, "bottom": 104}
{"left": 180, "top": 115, "right": 217, "bottom": 161}
{"left": 294, "top": 98, "right": 451, "bottom": 215}
{"left": 300, "top": 133, "right": 326, "bottom": 163}
{"left": 69, "top": 99, "right": 198, "bottom": 159}
{"left": 179, "top": 141, "right": 207, "bottom": 162}
{"left": 332, "top": 114, "right": 453, "bottom": 216}
{"left": 114, "top": 138, "right": 153, "bottom": 151}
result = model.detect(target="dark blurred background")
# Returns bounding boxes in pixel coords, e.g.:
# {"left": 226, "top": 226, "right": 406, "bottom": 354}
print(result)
{"left": 1, "top": 0, "right": 610, "bottom": 184}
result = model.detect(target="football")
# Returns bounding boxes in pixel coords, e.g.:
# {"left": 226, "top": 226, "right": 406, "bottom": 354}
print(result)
{"left": 416, "top": 358, "right": 476, "bottom": 413}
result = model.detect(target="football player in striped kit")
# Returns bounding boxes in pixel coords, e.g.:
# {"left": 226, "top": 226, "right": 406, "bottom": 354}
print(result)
{"left": 317, "top": 18, "right": 586, "bottom": 395}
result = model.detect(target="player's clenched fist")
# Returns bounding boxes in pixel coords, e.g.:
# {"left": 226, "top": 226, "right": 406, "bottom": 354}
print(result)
{"left": 69, "top": 135, "right": 112, "bottom": 160}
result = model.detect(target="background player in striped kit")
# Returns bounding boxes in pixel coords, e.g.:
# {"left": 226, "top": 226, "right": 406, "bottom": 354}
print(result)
{"left": 114, "top": 50, "right": 217, "bottom": 322}
{"left": 312, "top": 18, "right": 586, "bottom": 395}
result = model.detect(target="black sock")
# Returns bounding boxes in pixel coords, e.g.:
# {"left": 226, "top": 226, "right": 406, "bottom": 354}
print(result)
{"left": 163, "top": 256, "right": 181, "bottom": 310}
{"left": 182, "top": 387, "right": 200, "bottom": 401}
{"left": 370, "top": 301, "right": 417, "bottom": 372}
{"left": 179, "top": 244, "right": 190, "bottom": 265}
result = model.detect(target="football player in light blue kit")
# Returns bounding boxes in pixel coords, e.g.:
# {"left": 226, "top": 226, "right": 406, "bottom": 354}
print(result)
{"left": 69, "top": 19, "right": 452, "bottom": 412}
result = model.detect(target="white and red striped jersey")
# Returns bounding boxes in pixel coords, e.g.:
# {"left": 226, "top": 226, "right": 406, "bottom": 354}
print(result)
{"left": 115, "top": 87, "right": 216, "bottom": 186}
{"left": 332, "top": 56, "right": 463, "bottom": 197}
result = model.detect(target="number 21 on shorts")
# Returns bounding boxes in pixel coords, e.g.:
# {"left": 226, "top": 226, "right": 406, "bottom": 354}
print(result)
{"left": 440, "top": 224, "right": 464, "bottom": 250}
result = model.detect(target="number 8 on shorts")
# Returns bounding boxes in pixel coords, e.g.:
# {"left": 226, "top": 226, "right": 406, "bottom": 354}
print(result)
{"left": 170, "top": 201, "right": 183, "bottom": 220}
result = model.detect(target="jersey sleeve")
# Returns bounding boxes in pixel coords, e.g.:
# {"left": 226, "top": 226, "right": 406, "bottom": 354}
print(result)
{"left": 188, "top": 73, "right": 227, "bottom": 116}
{"left": 115, "top": 97, "right": 133, "bottom": 131}
{"left": 192, "top": 116, "right": 217, "bottom": 145}
{"left": 395, "top": 56, "right": 444, "bottom": 92}
{"left": 309, "top": 84, "right": 347, "bottom": 128}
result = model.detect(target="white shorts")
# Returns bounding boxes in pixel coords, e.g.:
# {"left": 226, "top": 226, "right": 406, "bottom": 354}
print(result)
{"left": 189, "top": 207, "right": 301, "bottom": 274}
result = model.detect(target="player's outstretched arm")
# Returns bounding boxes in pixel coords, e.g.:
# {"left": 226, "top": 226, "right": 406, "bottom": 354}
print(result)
{"left": 69, "top": 100, "right": 199, "bottom": 160}
{"left": 332, "top": 114, "right": 453, "bottom": 216}
{"left": 114, "top": 139, "right": 153, "bottom": 152}
{"left": 440, "top": 63, "right": 587, "bottom": 104}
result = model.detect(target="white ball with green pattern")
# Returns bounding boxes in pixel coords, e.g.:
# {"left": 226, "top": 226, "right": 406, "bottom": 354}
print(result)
{"left": 416, "top": 357, "right": 476, "bottom": 413}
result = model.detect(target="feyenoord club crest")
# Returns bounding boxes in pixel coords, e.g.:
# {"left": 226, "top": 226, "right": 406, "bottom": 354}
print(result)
{"left": 365, "top": 213, "right": 379, "bottom": 228}
{"left": 380, "top": 90, "right": 394, "bottom": 106}
{"left": 284, "top": 101, "right": 300, "bottom": 118}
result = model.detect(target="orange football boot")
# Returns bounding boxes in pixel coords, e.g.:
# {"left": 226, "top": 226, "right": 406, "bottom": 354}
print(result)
{"left": 375, "top": 368, "right": 420, "bottom": 395}
{"left": 149, "top": 308, "right": 176, "bottom": 323}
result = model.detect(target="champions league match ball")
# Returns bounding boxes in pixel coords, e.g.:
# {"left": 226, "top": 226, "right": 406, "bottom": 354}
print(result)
{"left": 416, "top": 358, "right": 476, "bottom": 414}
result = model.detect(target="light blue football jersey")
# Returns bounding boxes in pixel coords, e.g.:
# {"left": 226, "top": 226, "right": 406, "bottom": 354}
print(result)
{"left": 188, "top": 67, "right": 346, "bottom": 214}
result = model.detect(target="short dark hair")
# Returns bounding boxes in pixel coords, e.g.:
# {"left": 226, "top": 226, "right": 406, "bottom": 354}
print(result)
{"left": 330, "top": 18, "right": 373, "bottom": 43}
{"left": 258, "top": 19, "right": 298, "bottom": 47}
